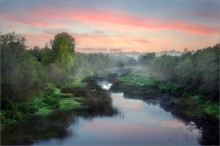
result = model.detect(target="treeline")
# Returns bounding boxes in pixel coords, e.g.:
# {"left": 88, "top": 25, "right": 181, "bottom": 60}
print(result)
{"left": 138, "top": 44, "right": 219, "bottom": 102}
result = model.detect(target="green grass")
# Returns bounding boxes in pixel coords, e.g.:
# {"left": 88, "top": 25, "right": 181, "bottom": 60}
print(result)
{"left": 34, "top": 97, "right": 82, "bottom": 115}
{"left": 119, "top": 74, "right": 157, "bottom": 86}
{"left": 175, "top": 95, "right": 219, "bottom": 119}
{"left": 34, "top": 87, "right": 83, "bottom": 115}
{"left": 1, "top": 82, "right": 85, "bottom": 129}
{"left": 35, "top": 107, "right": 53, "bottom": 115}
{"left": 159, "top": 82, "right": 177, "bottom": 91}
{"left": 59, "top": 97, "right": 82, "bottom": 110}
{"left": 61, "top": 79, "right": 87, "bottom": 88}
{"left": 203, "top": 101, "right": 219, "bottom": 119}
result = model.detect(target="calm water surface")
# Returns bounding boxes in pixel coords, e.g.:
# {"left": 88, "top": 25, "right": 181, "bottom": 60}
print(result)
{"left": 33, "top": 82, "right": 200, "bottom": 145}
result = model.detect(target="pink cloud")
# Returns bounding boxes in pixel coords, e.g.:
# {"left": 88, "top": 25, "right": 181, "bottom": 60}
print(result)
{"left": 72, "top": 33, "right": 152, "bottom": 51}
{"left": 17, "top": 30, "right": 152, "bottom": 50}
{"left": 29, "top": 7, "right": 219, "bottom": 35}
{"left": 1, "top": 6, "right": 218, "bottom": 35}
{"left": 1, "top": 11, "right": 68, "bottom": 28}
{"left": 2, "top": 6, "right": 218, "bottom": 51}
{"left": 25, "top": 34, "right": 52, "bottom": 41}
{"left": 23, "top": 34, "right": 53, "bottom": 48}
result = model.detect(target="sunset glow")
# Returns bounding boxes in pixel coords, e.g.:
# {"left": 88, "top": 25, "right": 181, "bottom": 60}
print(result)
{"left": 1, "top": 0, "right": 219, "bottom": 52}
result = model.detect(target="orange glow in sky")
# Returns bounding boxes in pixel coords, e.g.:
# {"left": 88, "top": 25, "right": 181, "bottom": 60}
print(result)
{"left": 1, "top": 0, "right": 219, "bottom": 52}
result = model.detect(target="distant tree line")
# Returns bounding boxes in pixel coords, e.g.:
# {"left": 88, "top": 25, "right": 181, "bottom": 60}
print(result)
{"left": 138, "top": 44, "right": 219, "bottom": 101}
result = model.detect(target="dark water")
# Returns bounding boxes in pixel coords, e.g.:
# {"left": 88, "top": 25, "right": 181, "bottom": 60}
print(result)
{"left": 33, "top": 82, "right": 200, "bottom": 145}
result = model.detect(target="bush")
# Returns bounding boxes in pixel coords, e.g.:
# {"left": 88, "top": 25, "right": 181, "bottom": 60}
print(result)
{"left": 41, "top": 83, "right": 61, "bottom": 109}
{"left": 17, "top": 102, "right": 38, "bottom": 114}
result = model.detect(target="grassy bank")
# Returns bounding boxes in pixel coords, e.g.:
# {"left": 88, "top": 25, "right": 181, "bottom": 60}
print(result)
{"left": 174, "top": 95, "right": 219, "bottom": 119}
{"left": 1, "top": 83, "right": 83, "bottom": 130}
{"left": 1, "top": 76, "right": 118, "bottom": 144}
{"left": 111, "top": 73, "right": 219, "bottom": 120}
{"left": 1, "top": 76, "right": 117, "bottom": 131}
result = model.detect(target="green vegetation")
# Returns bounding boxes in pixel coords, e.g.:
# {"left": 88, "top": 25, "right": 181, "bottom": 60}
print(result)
{"left": 1, "top": 32, "right": 48, "bottom": 101}
{"left": 0, "top": 32, "right": 79, "bottom": 129}
{"left": 138, "top": 44, "right": 219, "bottom": 102}
{"left": 50, "top": 32, "right": 75, "bottom": 73}
{"left": 0, "top": 83, "right": 82, "bottom": 128}
{"left": 119, "top": 74, "right": 157, "bottom": 86}
{"left": 59, "top": 97, "right": 81, "bottom": 110}
{"left": 114, "top": 44, "right": 219, "bottom": 120}
{"left": 113, "top": 68, "right": 219, "bottom": 120}
{"left": 174, "top": 95, "right": 219, "bottom": 119}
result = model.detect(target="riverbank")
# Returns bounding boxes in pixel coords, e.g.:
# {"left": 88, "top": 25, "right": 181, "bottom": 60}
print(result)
{"left": 1, "top": 77, "right": 116, "bottom": 131}
{"left": 1, "top": 77, "right": 119, "bottom": 145}
{"left": 109, "top": 72, "right": 219, "bottom": 120}
{"left": 0, "top": 83, "right": 80, "bottom": 130}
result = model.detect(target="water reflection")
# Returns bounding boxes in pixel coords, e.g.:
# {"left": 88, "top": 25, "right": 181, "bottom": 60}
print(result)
{"left": 33, "top": 92, "right": 200, "bottom": 145}
{"left": 120, "top": 91, "right": 219, "bottom": 145}
{"left": 2, "top": 103, "right": 118, "bottom": 145}
{"left": 2, "top": 81, "right": 218, "bottom": 145}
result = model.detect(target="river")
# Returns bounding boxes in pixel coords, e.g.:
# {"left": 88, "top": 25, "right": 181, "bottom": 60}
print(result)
{"left": 32, "top": 81, "right": 201, "bottom": 145}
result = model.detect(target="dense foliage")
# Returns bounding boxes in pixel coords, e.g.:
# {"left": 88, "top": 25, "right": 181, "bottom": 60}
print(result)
{"left": 138, "top": 44, "right": 219, "bottom": 102}
{"left": 51, "top": 32, "right": 75, "bottom": 73}
{"left": 0, "top": 32, "right": 78, "bottom": 129}
{"left": 1, "top": 32, "right": 48, "bottom": 101}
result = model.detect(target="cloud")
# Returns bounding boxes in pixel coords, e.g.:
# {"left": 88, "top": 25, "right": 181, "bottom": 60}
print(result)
{"left": 20, "top": 30, "right": 152, "bottom": 51}
{"left": 94, "top": 30, "right": 105, "bottom": 34}
{"left": 72, "top": 32, "right": 152, "bottom": 50}
{"left": 136, "top": 39, "right": 151, "bottom": 44}
{"left": 43, "top": 29, "right": 68, "bottom": 35}
{"left": 1, "top": 6, "right": 218, "bottom": 35}
{"left": 1, "top": 12, "right": 68, "bottom": 28}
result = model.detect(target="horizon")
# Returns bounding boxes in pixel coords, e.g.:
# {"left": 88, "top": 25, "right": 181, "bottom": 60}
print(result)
{"left": 1, "top": 0, "right": 219, "bottom": 52}
{"left": 76, "top": 47, "right": 196, "bottom": 53}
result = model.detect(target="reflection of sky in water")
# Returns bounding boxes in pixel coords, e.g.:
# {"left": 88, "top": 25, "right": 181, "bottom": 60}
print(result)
{"left": 34, "top": 93, "right": 200, "bottom": 145}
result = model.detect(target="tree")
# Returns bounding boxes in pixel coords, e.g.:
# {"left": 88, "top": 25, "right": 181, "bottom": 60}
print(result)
{"left": 1, "top": 32, "right": 47, "bottom": 101}
{"left": 0, "top": 32, "right": 26, "bottom": 50}
{"left": 176, "top": 55, "right": 193, "bottom": 88}
{"left": 138, "top": 53, "right": 155, "bottom": 65}
{"left": 50, "top": 32, "right": 75, "bottom": 73}
{"left": 192, "top": 44, "right": 219, "bottom": 101}
{"left": 29, "top": 46, "right": 42, "bottom": 62}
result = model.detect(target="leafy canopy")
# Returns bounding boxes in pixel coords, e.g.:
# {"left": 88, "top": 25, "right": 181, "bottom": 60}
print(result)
{"left": 51, "top": 32, "right": 75, "bottom": 73}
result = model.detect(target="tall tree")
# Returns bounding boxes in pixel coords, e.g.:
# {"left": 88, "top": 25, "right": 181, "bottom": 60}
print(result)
{"left": 50, "top": 32, "right": 75, "bottom": 73}
{"left": 1, "top": 32, "right": 47, "bottom": 101}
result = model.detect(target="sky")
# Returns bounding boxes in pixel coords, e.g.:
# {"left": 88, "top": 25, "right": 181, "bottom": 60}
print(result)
{"left": 0, "top": 0, "right": 219, "bottom": 52}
